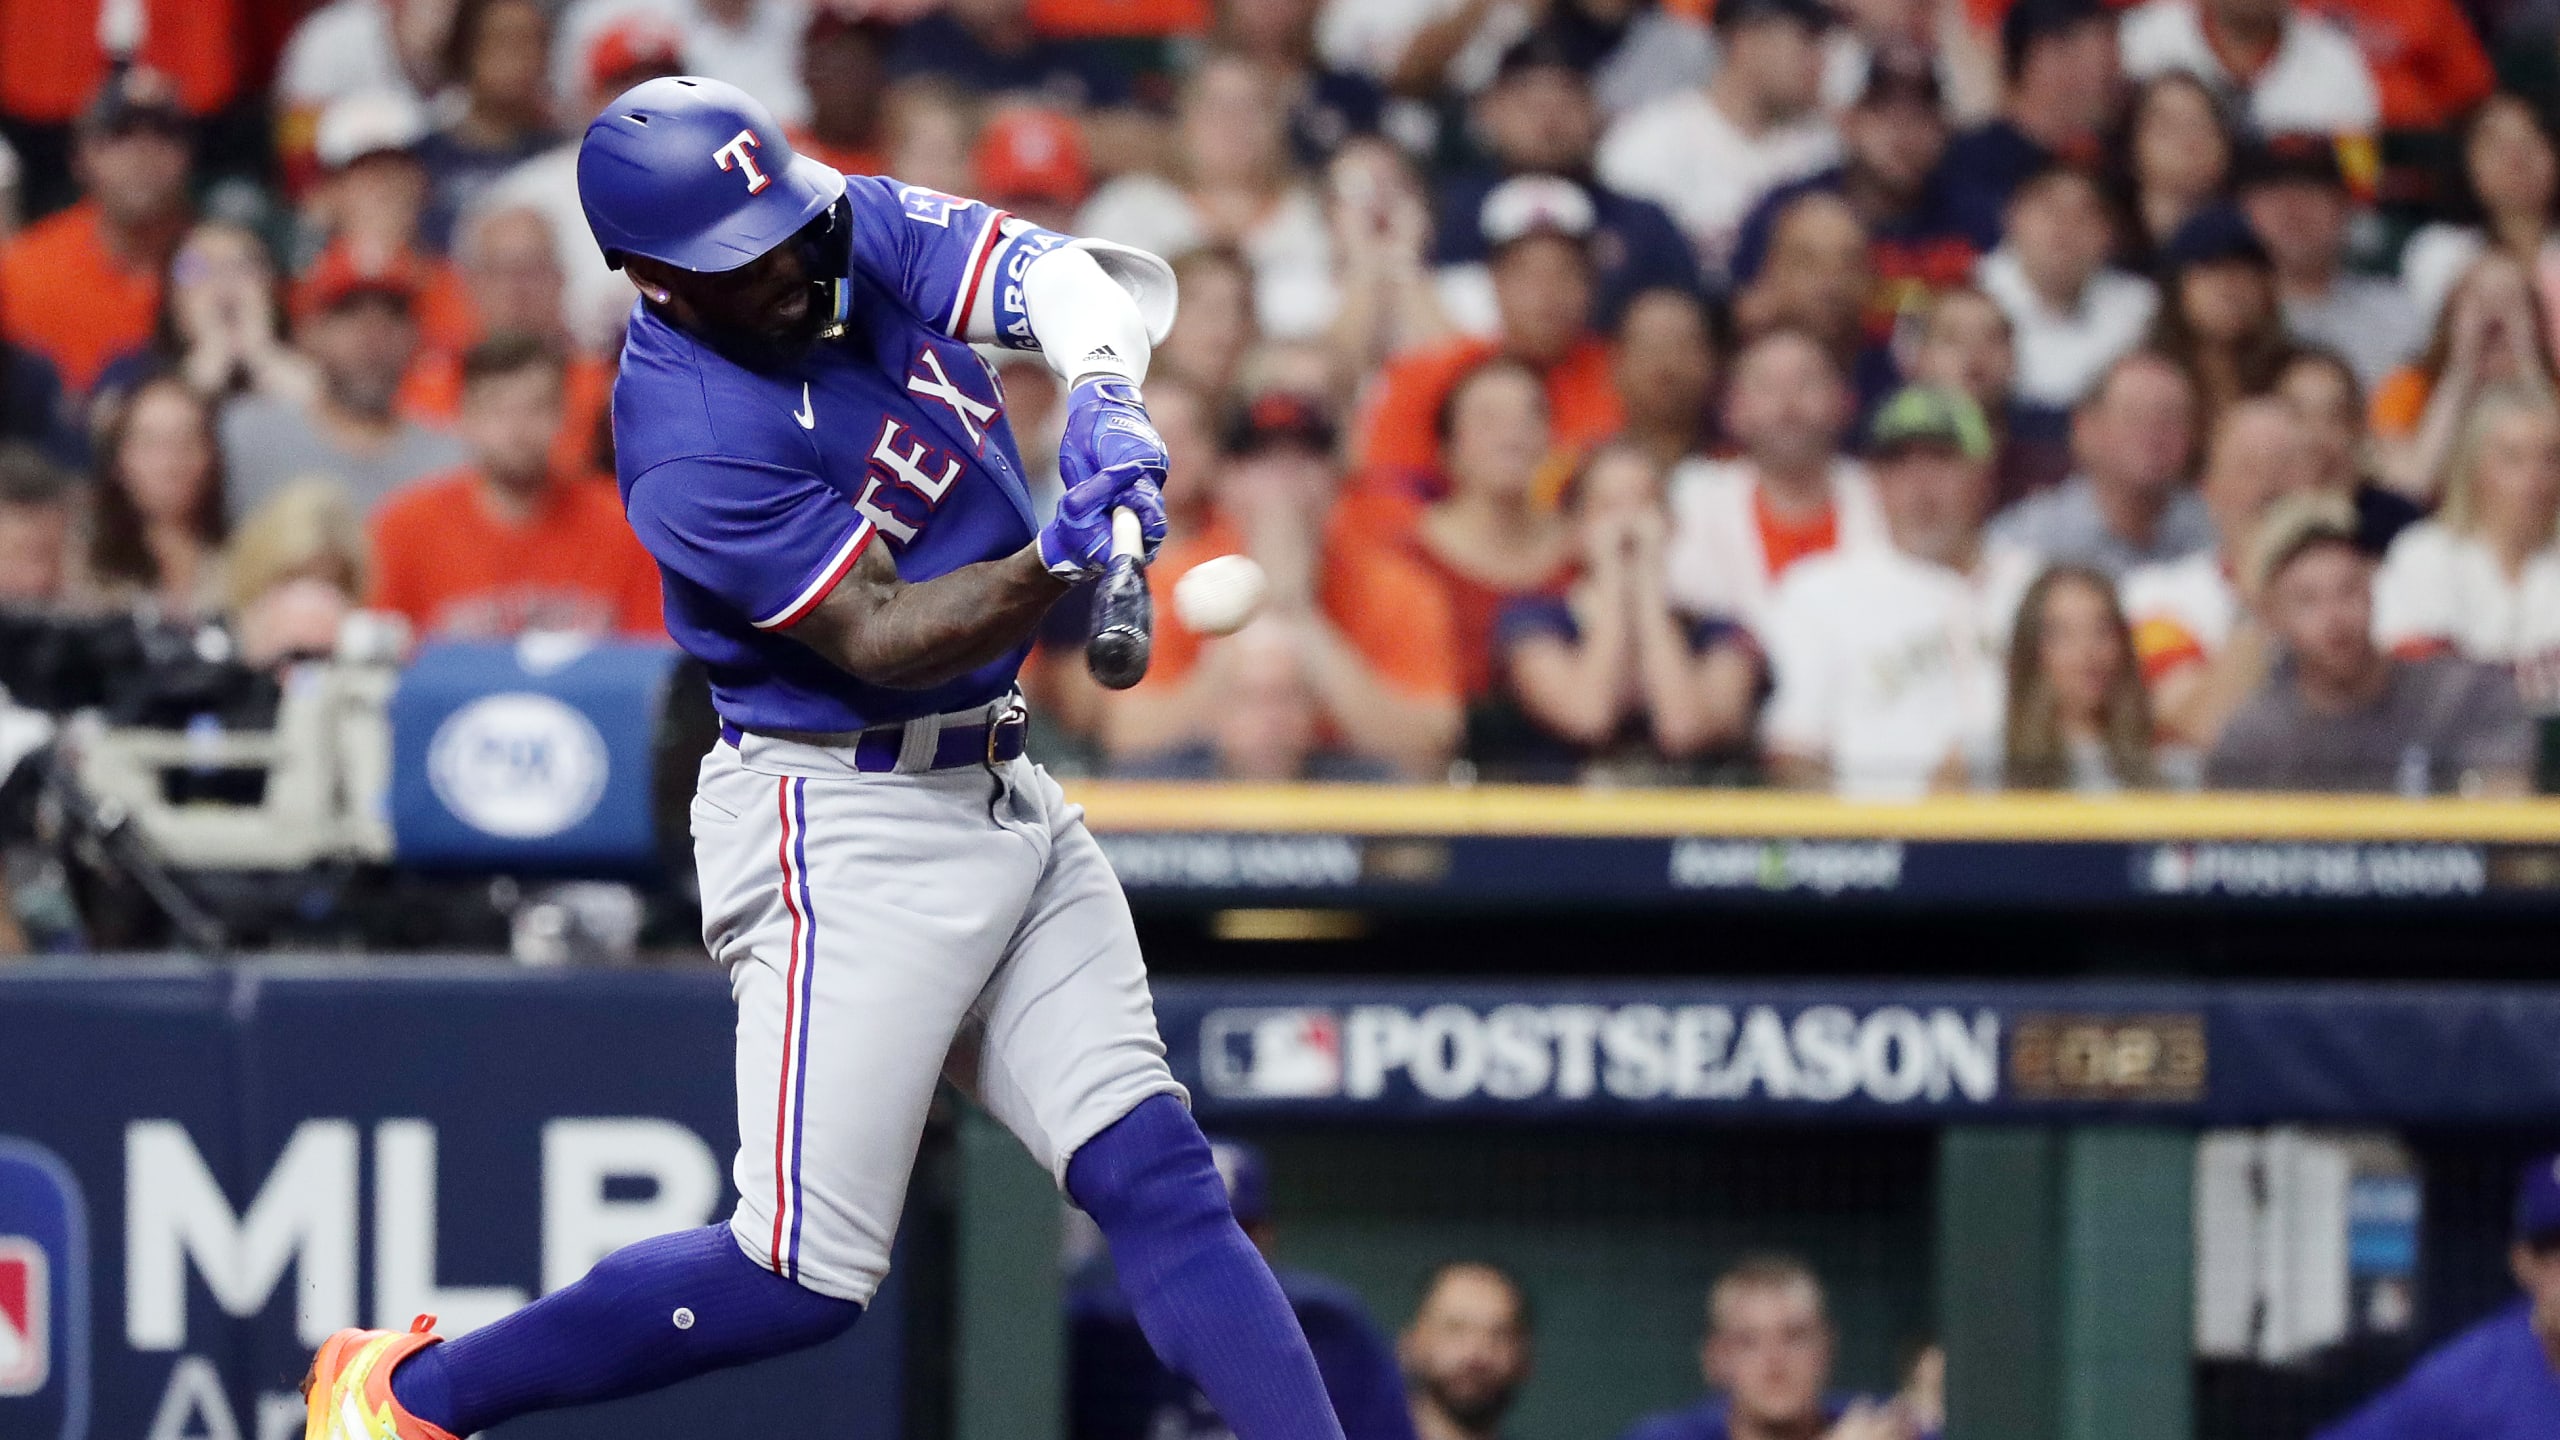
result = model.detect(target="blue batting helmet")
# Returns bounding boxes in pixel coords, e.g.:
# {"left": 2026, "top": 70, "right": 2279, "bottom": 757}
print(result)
{"left": 577, "top": 75, "right": 846, "bottom": 274}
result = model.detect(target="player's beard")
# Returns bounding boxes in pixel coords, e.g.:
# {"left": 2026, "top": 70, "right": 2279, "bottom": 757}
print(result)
{"left": 1415, "top": 1369, "right": 1518, "bottom": 1434}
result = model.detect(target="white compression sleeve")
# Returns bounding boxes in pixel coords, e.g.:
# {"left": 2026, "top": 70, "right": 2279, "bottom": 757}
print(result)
{"left": 1022, "top": 241, "right": 1178, "bottom": 385}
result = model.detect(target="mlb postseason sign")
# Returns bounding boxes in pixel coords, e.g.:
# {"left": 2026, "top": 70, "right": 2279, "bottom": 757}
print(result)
{"left": 1159, "top": 980, "right": 2560, "bottom": 1124}
{"left": 390, "top": 639, "right": 686, "bottom": 874}
{"left": 0, "top": 1139, "right": 88, "bottom": 1440}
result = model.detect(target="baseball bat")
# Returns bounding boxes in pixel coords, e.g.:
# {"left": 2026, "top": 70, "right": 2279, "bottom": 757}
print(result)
{"left": 1086, "top": 506, "right": 1153, "bottom": 690}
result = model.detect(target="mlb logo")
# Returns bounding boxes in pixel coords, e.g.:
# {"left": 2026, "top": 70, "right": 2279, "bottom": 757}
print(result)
{"left": 0, "top": 1238, "right": 46, "bottom": 1394}
{"left": 0, "top": 1137, "right": 87, "bottom": 1440}
{"left": 1199, "top": 1009, "right": 1342, "bottom": 1100}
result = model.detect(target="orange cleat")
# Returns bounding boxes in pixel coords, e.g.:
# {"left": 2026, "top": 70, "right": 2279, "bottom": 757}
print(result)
{"left": 302, "top": 1314, "right": 461, "bottom": 1440}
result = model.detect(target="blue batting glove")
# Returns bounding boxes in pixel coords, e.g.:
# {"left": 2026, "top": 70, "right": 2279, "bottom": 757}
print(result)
{"left": 1039, "top": 377, "right": 1170, "bottom": 580}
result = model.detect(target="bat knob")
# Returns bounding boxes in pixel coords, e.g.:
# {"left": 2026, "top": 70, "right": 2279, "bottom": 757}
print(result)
{"left": 1087, "top": 554, "right": 1153, "bottom": 690}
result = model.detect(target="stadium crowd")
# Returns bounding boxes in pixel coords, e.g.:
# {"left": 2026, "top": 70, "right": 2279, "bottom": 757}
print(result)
{"left": 0, "top": 0, "right": 2555, "bottom": 796}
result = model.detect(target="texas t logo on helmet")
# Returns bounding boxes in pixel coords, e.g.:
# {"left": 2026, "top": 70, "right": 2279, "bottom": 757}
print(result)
{"left": 713, "top": 129, "right": 772, "bottom": 194}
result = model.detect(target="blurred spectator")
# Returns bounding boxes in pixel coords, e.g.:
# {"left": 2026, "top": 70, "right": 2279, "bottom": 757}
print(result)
{"left": 2237, "top": 135, "right": 2421, "bottom": 389}
{"left": 1665, "top": 329, "right": 1881, "bottom": 629}
{"left": 1108, "top": 620, "right": 1402, "bottom": 780}
{"left": 2110, "top": 72, "right": 2234, "bottom": 270}
{"left": 483, "top": 17, "right": 685, "bottom": 355}
{"left": 0, "top": 2, "right": 237, "bottom": 214}
{"left": 1222, "top": 0, "right": 1386, "bottom": 167}
{"left": 1942, "top": 0, "right": 2119, "bottom": 221}
{"left": 2151, "top": 204, "right": 2288, "bottom": 423}
{"left": 406, "top": 205, "right": 615, "bottom": 480}
{"left": 1597, "top": 0, "right": 1840, "bottom": 283}
{"left": 1159, "top": 247, "right": 1262, "bottom": 399}
{"left": 1907, "top": 284, "right": 2073, "bottom": 505}
{"left": 0, "top": 336, "right": 75, "bottom": 469}
{"left": 2001, "top": 564, "right": 2159, "bottom": 791}
{"left": 0, "top": 445, "right": 73, "bottom": 606}
{"left": 368, "top": 336, "right": 660, "bottom": 640}
{"left": 1733, "top": 46, "right": 2000, "bottom": 302}
{"left": 221, "top": 479, "right": 369, "bottom": 670}
{"left": 1327, "top": 140, "right": 1455, "bottom": 388}
{"left": 1977, "top": 164, "right": 2159, "bottom": 411}
{"left": 1068, "top": 1137, "right": 1416, "bottom": 1440}
{"left": 275, "top": 0, "right": 447, "bottom": 189}
{"left": 2273, "top": 346, "right": 2422, "bottom": 552}
{"left": 1613, "top": 288, "right": 1720, "bottom": 474}
{"left": 1078, "top": 55, "right": 1336, "bottom": 340}
{"left": 221, "top": 249, "right": 468, "bottom": 522}
{"left": 2371, "top": 252, "right": 2559, "bottom": 503}
{"left": 1355, "top": 176, "right": 1619, "bottom": 473}
{"left": 1432, "top": 34, "right": 1702, "bottom": 333}
{"left": 1108, "top": 383, "right": 1463, "bottom": 777}
{"left": 972, "top": 106, "right": 1091, "bottom": 233}
{"left": 881, "top": 78, "right": 984, "bottom": 198}
{"left": 1401, "top": 1262, "right": 1534, "bottom": 1440}
{"left": 414, "top": 0, "right": 561, "bottom": 253}
{"left": 1487, "top": 444, "right": 1758, "bottom": 779}
{"left": 2398, "top": 97, "right": 2560, "bottom": 351}
{"left": 304, "top": 90, "right": 477, "bottom": 355}
{"left": 887, "top": 0, "right": 1134, "bottom": 117}
{"left": 791, "top": 10, "right": 891, "bottom": 175}
{"left": 1314, "top": 0, "right": 1528, "bottom": 102}
{"left": 2372, "top": 387, "right": 2560, "bottom": 712}
{"left": 76, "top": 375, "right": 228, "bottom": 619}
{"left": 2314, "top": 1154, "right": 2560, "bottom": 1439}
{"left": 0, "top": 67, "right": 194, "bottom": 398}
{"left": 1617, "top": 1255, "right": 1919, "bottom": 1440}
{"left": 1731, "top": 194, "right": 1894, "bottom": 415}
{"left": 2300, "top": 0, "right": 2490, "bottom": 136}
{"left": 1762, "top": 385, "right": 2033, "bottom": 796}
{"left": 2122, "top": 396, "right": 2314, "bottom": 748}
{"left": 2208, "top": 494, "right": 2532, "bottom": 792}
{"left": 2119, "top": 0, "right": 2380, "bottom": 136}
{"left": 1379, "top": 358, "right": 1571, "bottom": 704}
{"left": 91, "top": 221, "right": 320, "bottom": 421}
{"left": 1989, "top": 349, "right": 2209, "bottom": 579}
{"left": 558, "top": 0, "right": 814, "bottom": 128}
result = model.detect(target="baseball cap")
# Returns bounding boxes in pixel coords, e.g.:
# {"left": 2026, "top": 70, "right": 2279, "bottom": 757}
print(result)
{"left": 974, "top": 107, "right": 1091, "bottom": 207}
{"left": 1226, "top": 390, "right": 1338, "bottom": 457}
{"left": 315, "top": 90, "right": 430, "bottom": 170}
{"left": 2245, "top": 490, "right": 2358, "bottom": 595}
{"left": 1855, "top": 44, "right": 1942, "bottom": 110}
{"left": 1481, "top": 174, "right": 1597, "bottom": 250}
{"left": 2518, "top": 1155, "right": 2560, "bottom": 1245}
{"left": 2236, "top": 133, "right": 2348, "bottom": 192}
{"left": 294, "top": 244, "right": 427, "bottom": 322}
{"left": 1492, "top": 27, "right": 1585, "bottom": 84}
{"left": 81, "top": 64, "right": 188, "bottom": 136}
{"left": 2001, "top": 0, "right": 2107, "bottom": 78}
{"left": 585, "top": 14, "right": 687, "bottom": 97}
{"left": 2160, "top": 205, "right": 2272, "bottom": 275}
{"left": 1868, "top": 385, "right": 1993, "bottom": 461}
{"left": 1716, "top": 0, "right": 1832, "bottom": 32}
{"left": 1207, "top": 1137, "right": 1270, "bottom": 1226}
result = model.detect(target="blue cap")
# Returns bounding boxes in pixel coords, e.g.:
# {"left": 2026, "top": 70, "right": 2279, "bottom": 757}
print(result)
{"left": 1207, "top": 1137, "right": 1270, "bottom": 1225}
{"left": 2159, "top": 204, "right": 2271, "bottom": 277}
{"left": 2517, "top": 1155, "right": 2560, "bottom": 1243}
{"left": 577, "top": 75, "right": 847, "bottom": 274}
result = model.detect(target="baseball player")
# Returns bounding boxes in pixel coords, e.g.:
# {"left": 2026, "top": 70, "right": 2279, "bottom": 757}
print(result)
{"left": 303, "top": 76, "right": 1346, "bottom": 1440}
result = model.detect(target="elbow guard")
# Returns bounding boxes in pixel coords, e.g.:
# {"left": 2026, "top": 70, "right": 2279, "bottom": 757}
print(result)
{"left": 1023, "top": 240, "right": 1179, "bottom": 384}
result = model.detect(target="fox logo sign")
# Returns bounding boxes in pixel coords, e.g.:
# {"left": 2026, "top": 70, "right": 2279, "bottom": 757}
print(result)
{"left": 0, "top": 1137, "right": 89, "bottom": 1440}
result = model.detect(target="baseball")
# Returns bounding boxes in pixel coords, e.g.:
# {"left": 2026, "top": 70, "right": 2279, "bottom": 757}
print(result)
{"left": 1172, "top": 554, "right": 1270, "bottom": 636}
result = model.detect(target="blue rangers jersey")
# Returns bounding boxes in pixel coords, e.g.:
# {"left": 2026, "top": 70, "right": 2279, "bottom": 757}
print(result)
{"left": 616, "top": 174, "right": 1071, "bottom": 733}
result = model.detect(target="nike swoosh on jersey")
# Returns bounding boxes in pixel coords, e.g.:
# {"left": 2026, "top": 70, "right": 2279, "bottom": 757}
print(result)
{"left": 794, "top": 383, "right": 815, "bottom": 430}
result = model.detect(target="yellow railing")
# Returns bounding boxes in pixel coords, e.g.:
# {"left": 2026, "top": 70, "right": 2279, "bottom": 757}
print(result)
{"left": 1063, "top": 783, "right": 2560, "bottom": 842}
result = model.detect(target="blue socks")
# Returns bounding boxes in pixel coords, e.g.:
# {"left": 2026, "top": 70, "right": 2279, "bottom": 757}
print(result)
{"left": 388, "top": 1224, "right": 861, "bottom": 1435}
{"left": 1066, "top": 1096, "right": 1348, "bottom": 1440}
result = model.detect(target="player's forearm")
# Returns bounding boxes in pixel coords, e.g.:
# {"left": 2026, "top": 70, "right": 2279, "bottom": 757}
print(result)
{"left": 801, "top": 544, "right": 1067, "bottom": 690}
